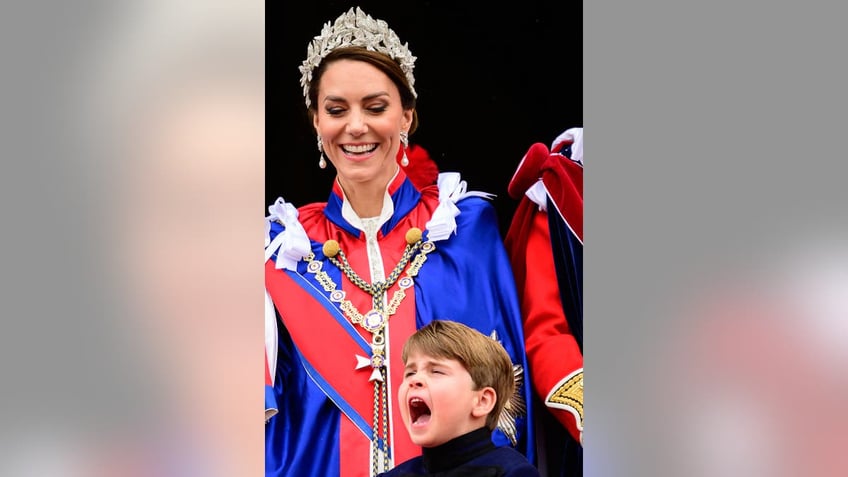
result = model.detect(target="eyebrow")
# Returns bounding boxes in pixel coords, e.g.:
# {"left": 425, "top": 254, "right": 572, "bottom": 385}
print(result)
{"left": 323, "top": 91, "right": 390, "bottom": 103}
{"left": 404, "top": 359, "right": 449, "bottom": 370}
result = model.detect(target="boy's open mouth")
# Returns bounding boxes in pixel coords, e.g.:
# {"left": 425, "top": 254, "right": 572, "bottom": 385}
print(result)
{"left": 408, "top": 397, "right": 431, "bottom": 425}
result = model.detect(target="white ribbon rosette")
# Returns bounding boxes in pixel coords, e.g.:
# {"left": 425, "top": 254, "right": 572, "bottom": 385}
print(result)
{"left": 425, "top": 172, "right": 494, "bottom": 242}
{"left": 264, "top": 197, "right": 311, "bottom": 271}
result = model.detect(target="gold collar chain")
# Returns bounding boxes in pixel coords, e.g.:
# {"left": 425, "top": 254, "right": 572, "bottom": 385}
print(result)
{"left": 302, "top": 227, "right": 435, "bottom": 335}
{"left": 301, "top": 227, "right": 434, "bottom": 476}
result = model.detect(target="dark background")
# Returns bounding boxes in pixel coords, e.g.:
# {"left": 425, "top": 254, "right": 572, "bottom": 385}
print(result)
{"left": 268, "top": 1, "right": 582, "bottom": 236}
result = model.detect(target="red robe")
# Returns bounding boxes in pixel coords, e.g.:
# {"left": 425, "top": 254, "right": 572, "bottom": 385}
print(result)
{"left": 505, "top": 132, "right": 583, "bottom": 477}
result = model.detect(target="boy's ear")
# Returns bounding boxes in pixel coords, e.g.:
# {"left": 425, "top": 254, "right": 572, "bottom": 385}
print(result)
{"left": 471, "top": 387, "right": 497, "bottom": 418}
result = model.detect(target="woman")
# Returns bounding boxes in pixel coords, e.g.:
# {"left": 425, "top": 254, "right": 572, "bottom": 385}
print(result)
{"left": 265, "top": 7, "right": 535, "bottom": 477}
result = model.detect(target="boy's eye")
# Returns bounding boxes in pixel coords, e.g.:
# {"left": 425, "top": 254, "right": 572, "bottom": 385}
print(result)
{"left": 404, "top": 371, "right": 415, "bottom": 378}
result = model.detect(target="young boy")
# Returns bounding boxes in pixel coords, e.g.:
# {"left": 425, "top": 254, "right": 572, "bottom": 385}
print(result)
{"left": 378, "top": 320, "right": 540, "bottom": 476}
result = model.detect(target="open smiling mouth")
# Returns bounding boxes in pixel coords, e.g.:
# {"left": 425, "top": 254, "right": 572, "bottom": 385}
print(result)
{"left": 409, "top": 397, "right": 431, "bottom": 425}
{"left": 341, "top": 144, "right": 378, "bottom": 155}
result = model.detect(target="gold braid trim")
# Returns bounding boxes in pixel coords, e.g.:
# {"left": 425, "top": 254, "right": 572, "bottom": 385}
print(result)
{"left": 545, "top": 369, "right": 583, "bottom": 431}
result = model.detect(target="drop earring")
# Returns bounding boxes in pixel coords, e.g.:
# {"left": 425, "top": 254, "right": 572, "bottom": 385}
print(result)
{"left": 399, "top": 131, "right": 409, "bottom": 167}
{"left": 317, "top": 136, "right": 327, "bottom": 169}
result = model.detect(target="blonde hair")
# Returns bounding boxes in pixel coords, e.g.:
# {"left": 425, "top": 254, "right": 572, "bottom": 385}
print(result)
{"left": 402, "top": 320, "right": 514, "bottom": 430}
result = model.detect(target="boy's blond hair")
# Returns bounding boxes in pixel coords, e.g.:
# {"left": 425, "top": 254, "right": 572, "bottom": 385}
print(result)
{"left": 401, "top": 320, "right": 514, "bottom": 430}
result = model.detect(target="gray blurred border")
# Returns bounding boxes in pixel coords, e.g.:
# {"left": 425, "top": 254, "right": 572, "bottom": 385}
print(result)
{"left": 586, "top": 1, "right": 848, "bottom": 476}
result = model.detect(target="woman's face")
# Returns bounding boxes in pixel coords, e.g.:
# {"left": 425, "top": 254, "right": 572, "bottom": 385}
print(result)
{"left": 313, "top": 59, "right": 413, "bottom": 190}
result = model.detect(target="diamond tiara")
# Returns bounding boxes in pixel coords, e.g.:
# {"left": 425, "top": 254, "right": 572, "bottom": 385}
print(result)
{"left": 299, "top": 7, "right": 417, "bottom": 109}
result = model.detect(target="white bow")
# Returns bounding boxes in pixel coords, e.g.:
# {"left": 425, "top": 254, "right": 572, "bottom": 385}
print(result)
{"left": 425, "top": 172, "right": 494, "bottom": 242}
{"left": 264, "top": 197, "right": 311, "bottom": 271}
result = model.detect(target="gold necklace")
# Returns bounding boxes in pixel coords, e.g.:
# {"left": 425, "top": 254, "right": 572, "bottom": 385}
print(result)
{"left": 302, "top": 227, "right": 435, "bottom": 474}
{"left": 303, "top": 227, "right": 434, "bottom": 336}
